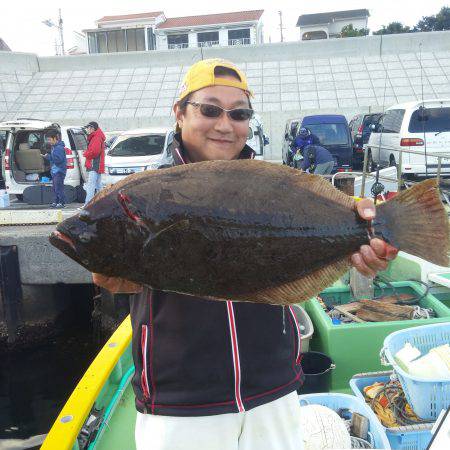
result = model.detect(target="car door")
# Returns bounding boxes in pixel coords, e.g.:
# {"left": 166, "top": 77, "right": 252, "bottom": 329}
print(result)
{"left": 67, "top": 128, "right": 88, "bottom": 183}
{"left": 381, "top": 109, "right": 405, "bottom": 166}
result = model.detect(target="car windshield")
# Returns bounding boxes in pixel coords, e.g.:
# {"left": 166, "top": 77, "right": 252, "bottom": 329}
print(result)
{"left": 305, "top": 123, "right": 349, "bottom": 146}
{"left": 363, "top": 114, "right": 382, "bottom": 127}
{"left": 109, "top": 134, "right": 166, "bottom": 157}
{"left": 408, "top": 107, "right": 450, "bottom": 133}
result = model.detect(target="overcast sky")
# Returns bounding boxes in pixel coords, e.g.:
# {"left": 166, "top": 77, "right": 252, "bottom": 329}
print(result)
{"left": 2, "top": 0, "right": 449, "bottom": 55}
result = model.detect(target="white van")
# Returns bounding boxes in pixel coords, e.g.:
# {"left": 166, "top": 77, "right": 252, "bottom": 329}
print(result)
{"left": 366, "top": 99, "right": 450, "bottom": 177}
{"left": 0, "top": 119, "right": 87, "bottom": 200}
{"left": 102, "top": 127, "right": 174, "bottom": 186}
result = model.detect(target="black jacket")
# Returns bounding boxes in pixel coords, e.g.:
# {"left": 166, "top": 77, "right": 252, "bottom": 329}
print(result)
{"left": 130, "top": 135, "right": 303, "bottom": 416}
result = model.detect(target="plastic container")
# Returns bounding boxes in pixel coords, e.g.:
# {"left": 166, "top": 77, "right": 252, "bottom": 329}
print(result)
{"left": 299, "top": 351, "right": 334, "bottom": 394}
{"left": 0, "top": 190, "right": 10, "bottom": 208}
{"left": 304, "top": 281, "right": 450, "bottom": 391}
{"left": 382, "top": 323, "right": 450, "bottom": 420}
{"left": 291, "top": 305, "right": 314, "bottom": 352}
{"left": 350, "top": 371, "right": 434, "bottom": 450}
{"left": 298, "top": 392, "right": 391, "bottom": 449}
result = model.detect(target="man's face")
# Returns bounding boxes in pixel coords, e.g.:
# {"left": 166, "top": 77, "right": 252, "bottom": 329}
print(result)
{"left": 48, "top": 136, "right": 57, "bottom": 146}
{"left": 86, "top": 126, "right": 94, "bottom": 135}
{"left": 174, "top": 83, "right": 250, "bottom": 162}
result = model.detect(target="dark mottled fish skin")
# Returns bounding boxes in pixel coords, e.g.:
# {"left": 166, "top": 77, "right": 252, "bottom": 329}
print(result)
{"left": 49, "top": 160, "right": 449, "bottom": 305}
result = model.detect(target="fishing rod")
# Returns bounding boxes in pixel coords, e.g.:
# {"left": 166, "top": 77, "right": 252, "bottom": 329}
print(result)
{"left": 371, "top": 34, "right": 388, "bottom": 205}
{"left": 419, "top": 43, "right": 429, "bottom": 178}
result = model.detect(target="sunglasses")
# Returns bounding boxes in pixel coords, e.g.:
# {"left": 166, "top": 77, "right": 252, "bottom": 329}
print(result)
{"left": 186, "top": 101, "right": 254, "bottom": 121}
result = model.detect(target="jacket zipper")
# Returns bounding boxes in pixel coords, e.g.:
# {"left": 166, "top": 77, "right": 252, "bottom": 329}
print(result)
{"left": 288, "top": 306, "right": 302, "bottom": 365}
{"left": 140, "top": 324, "right": 151, "bottom": 401}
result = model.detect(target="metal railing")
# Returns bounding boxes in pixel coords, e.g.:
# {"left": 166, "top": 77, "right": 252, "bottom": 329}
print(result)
{"left": 228, "top": 38, "right": 251, "bottom": 46}
{"left": 168, "top": 43, "right": 189, "bottom": 50}
{"left": 198, "top": 40, "right": 220, "bottom": 48}
{"left": 361, "top": 146, "right": 450, "bottom": 197}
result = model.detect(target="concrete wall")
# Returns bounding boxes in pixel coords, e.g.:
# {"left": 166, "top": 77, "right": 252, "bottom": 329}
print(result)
{"left": 1, "top": 31, "right": 450, "bottom": 159}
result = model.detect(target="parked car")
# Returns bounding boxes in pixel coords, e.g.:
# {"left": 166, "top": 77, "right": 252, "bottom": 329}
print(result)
{"left": 348, "top": 113, "right": 382, "bottom": 169}
{"left": 104, "top": 131, "right": 123, "bottom": 150}
{"left": 365, "top": 99, "right": 450, "bottom": 177}
{"left": 282, "top": 118, "right": 302, "bottom": 165}
{"left": 300, "top": 114, "right": 353, "bottom": 172}
{"left": 246, "top": 114, "right": 269, "bottom": 160}
{"left": 102, "top": 127, "right": 174, "bottom": 186}
{"left": 0, "top": 119, "right": 87, "bottom": 201}
{"left": 0, "top": 131, "right": 6, "bottom": 189}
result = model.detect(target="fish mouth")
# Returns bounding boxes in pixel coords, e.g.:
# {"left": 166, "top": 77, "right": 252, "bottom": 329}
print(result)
{"left": 49, "top": 230, "right": 87, "bottom": 269}
{"left": 51, "top": 231, "right": 76, "bottom": 250}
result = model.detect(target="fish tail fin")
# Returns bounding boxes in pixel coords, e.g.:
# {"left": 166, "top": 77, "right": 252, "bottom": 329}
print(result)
{"left": 376, "top": 179, "right": 449, "bottom": 266}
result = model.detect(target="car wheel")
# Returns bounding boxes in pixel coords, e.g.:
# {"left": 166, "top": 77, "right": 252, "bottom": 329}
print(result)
{"left": 15, "top": 194, "right": 24, "bottom": 202}
{"left": 389, "top": 156, "right": 397, "bottom": 168}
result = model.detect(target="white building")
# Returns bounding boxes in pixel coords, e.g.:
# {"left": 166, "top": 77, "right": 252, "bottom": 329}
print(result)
{"left": 296, "top": 9, "right": 369, "bottom": 41}
{"left": 84, "top": 11, "right": 166, "bottom": 53}
{"left": 155, "top": 10, "right": 264, "bottom": 50}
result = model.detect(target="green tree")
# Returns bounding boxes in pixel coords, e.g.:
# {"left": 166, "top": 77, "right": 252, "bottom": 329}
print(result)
{"left": 340, "top": 24, "right": 370, "bottom": 37}
{"left": 373, "top": 22, "right": 411, "bottom": 35}
{"left": 414, "top": 6, "right": 450, "bottom": 31}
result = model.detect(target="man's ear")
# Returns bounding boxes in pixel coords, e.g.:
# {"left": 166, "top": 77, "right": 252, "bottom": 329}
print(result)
{"left": 174, "top": 103, "right": 184, "bottom": 131}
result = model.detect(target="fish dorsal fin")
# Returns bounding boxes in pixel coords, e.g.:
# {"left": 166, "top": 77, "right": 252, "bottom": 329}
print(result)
{"left": 293, "top": 172, "right": 356, "bottom": 210}
{"left": 229, "top": 257, "right": 350, "bottom": 305}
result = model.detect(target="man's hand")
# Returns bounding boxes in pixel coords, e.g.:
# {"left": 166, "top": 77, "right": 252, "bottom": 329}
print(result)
{"left": 351, "top": 198, "right": 399, "bottom": 277}
{"left": 92, "top": 273, "right": 143, "bottom": 294}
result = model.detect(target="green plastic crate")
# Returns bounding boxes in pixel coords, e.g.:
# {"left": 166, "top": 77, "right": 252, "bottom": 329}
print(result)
{"left": 303, "top": 281, "right": 450, "bottom": 393}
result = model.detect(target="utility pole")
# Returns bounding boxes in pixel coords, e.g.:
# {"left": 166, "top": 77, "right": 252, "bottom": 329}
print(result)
{"left": 58, "top": 9, "right": 65, "bottom": 55}
{"left": 42, "top": 9, "right": 65, "bottom": 56}
{"left": 278, "top": 10, "right": 284, "bottom": 42}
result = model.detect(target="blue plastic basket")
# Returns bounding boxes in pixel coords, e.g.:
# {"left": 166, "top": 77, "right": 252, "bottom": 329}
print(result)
{"left": 298, "top": 392, "right": 391, "bottom": 449}
{"left": 350, "top": 372, "right": 433, "bottom": 450}
{"left": 382, "top": 323, "right": 450, "bottom": 420}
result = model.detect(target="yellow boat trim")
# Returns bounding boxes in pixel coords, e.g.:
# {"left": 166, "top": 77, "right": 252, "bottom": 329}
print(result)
{"left": 41, "top": 316, "right": 132, "bottom": 450}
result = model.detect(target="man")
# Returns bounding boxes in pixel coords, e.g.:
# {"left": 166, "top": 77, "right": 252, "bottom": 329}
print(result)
{"left": 94, "top": 59, "right": 397, "bottom": 450}
{"left": 293, "top": 127, "right": 334, "bottom": 175}
{"left": 83, "top": 121, "right": 105, "bottom": 206}
{"left": 43, "top": 129, "right": 67, "bottom": 208}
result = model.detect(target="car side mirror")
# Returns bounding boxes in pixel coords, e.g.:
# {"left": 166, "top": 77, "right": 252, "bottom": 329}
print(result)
{"left": 263, "top": 135, "right": 270, "bottom": 146}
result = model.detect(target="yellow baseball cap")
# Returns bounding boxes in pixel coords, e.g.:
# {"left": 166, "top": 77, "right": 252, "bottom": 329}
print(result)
{"left": 178, "top": 58, "right": 253, "bottom": 101}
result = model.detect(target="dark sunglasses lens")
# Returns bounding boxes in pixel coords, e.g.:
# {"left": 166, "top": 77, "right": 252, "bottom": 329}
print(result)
{"left": 200, "top": 104, "right": 222, "bottom": 118}
{"left": 229, "top": 109, "right": 254, "bottom": 121}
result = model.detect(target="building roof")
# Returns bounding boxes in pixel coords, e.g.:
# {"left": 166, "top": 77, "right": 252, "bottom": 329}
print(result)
{"left": 157, "top": 10, "right": 264, "bottom": 30}
{"left": 296, "top": 9, "right": 370, "bottom": 27}
{"left": 97, "top": 11, "right": 164, "bottom": 23}
{"left": 0, "top": 38, "right": 11, "bottom": 51}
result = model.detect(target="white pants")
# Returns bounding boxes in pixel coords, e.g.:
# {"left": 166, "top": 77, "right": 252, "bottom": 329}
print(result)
{"left": 84, "top": 170, "right": 102, "bottom": 205}
{"left": 135, "top": 392, "right": 303, "bottom": 450}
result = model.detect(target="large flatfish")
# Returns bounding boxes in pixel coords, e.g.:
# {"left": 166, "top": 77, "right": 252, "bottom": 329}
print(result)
{"left": 49, "top": 160, "right": 449, "bottom": 304}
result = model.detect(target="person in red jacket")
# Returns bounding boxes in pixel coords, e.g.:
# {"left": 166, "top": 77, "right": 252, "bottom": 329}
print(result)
{"left": 83, "top": 121, "right": 105, "bottom": 206}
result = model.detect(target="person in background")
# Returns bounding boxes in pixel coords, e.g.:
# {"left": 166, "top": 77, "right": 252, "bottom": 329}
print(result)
{"left": 83, "top": 121, "right": 105, "bottom": 206}
{"left": 92, "top": 59, "right": 398, "bottom": 450}
{"left": 43, "top": 129, "right": 66, "bottom": 208}
{"left": 292, "top": 127, "right": 334, "bottom": 175}
{"left": 290, "top": 127, "right": 313, "bottom": 168}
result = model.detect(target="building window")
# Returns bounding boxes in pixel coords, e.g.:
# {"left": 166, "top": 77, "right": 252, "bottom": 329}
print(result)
{"left": 87, "top": 33, "right": 98, "bottom": 53}
{"left": 88, "top": 28, "right": 146, "bottom": 53}
{"left": 97, "top": 32, "right": 107, "bottom": 53}
{"left": 167, "top": 34, "right": 189, "bottom": 49}
{"left": 302, "top": 30, "right": 328, "bottom": 40}
{"left": 126, "top": 28, "right": 145, "bottom": 51}
{"left": 107, "top": 30, "right": 126, "bottom": 52}
{"left": 147, "top": 28, "right": 156, "bottom": 50}
{"left": 228, "top": 29, "right": 251, "bottom": 45}
{"left": 197, "top": 31, "right": 219, "bottom": 47}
